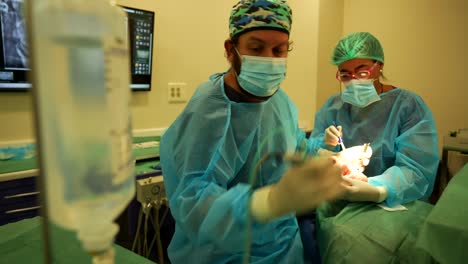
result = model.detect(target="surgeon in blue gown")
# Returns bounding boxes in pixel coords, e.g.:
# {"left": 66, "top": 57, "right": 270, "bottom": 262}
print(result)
{"left": 312, "top": 32, "right": 440, "bottom": 207}
{"left": 159, "top": 1, "right": 351, "bottom": 263}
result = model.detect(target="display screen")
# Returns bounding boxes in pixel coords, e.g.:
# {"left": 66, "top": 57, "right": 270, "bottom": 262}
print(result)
{"left": 0, "top": 0, "right": 30, "bottom": 91}
{"left": 0, "top": 1, "right": 155, "bottom": 92}
{"left": 120, "top": 5, "right": 155, "bottom": 91}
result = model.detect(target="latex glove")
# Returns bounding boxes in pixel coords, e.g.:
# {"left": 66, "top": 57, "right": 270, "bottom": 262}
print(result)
{"left": 337, "top": 144, "right": 372, "bottom": 173}
{"left": 324, "top": 125, "right": 342, "bottom": 147}
{"left": 250, "top": 155, "right": 346, "bottom": 223}
{"left": 341, "top": 177, "right": 387, "bottom": 203}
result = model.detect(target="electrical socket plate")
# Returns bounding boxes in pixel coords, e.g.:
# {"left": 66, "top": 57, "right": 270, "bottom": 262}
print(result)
{"left": 168, "top": 82, "right": 188, "bottom": 103}
{"left": 136, "top": 175, "right": 165, "bottom": 205}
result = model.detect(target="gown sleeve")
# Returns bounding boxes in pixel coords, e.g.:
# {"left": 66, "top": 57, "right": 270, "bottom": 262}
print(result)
{"left": 368, "top": 95, "right": 440, "bottom": 207}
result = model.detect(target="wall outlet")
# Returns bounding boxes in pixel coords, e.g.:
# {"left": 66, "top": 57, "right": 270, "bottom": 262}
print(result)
{"left": 136, "top": 175, "right": 165, "bottom": 205}
{"left": 168, "top": 82, "right": 188, "bottom": 103}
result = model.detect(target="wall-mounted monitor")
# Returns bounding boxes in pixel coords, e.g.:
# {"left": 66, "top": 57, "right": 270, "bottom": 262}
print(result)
{"left": 0, "top": 0, "right": 30, "bottom": 91}
{"left": 120, "top": 5, "right": 155, "bottom": 92}
{"left": 0, "top": 1, "right": 155, "bottom": 92}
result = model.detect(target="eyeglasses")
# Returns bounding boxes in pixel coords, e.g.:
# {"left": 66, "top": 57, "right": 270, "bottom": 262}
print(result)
{"left": 336, "top": 63, "right": 378, "bottom": 82}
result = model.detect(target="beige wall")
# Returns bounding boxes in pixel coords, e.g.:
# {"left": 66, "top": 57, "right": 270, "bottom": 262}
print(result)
{"left": 116, "top": 0, "right": 234, "bottom": 135}
{"left": 2, "top": 0, "right": 465, "bottom": 146}
{"left": 0, "top": 0, "right": 320, "bottom": 141}
{"left": 0, "top": 92, "right": 34, "bottom": 141}
{"left": 129, "top": 0, "right": 321, "bottom": 130}
{"left": 316, "top": 0, "right": 344, "bottom": 113}
{"left": 117, "top": 0, "right": 321, "bottom": 131}
{"left": 283, "top": 0, "right": 319, "bottom": 130}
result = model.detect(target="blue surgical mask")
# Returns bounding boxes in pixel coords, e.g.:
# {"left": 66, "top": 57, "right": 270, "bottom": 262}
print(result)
{"left": 235, "top": 49, "right": 287, "bottom": 97}
{"left": 341, "top": 79, "right": 381, "bottom": 108}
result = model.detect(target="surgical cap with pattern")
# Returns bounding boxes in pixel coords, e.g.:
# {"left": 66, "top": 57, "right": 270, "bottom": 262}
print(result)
{"left": 229, "top": 0, "right": 292, "bottom": 38}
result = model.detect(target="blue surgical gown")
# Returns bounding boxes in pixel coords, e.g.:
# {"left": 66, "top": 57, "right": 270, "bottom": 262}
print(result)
{"left": 312, "top": 88, "right": 439, "bottom": 207}
{"left": 160, "top": 72, "right": 321, "bottom": 264}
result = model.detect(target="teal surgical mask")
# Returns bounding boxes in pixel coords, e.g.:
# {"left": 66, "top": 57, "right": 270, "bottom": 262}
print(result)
{"left": 341, "top": 79, "right": 381, "bottom": 108}
{"left": 235, "top": 49, "right": 287, "bottom": 97}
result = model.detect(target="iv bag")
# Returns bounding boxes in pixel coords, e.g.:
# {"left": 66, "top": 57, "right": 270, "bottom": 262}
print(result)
{"left": 28, "top": 0, "right": 134, "bottom": 261}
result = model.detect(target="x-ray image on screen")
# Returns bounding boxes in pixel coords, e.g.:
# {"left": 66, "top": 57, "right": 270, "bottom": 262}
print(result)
{"left": 0, "top": 0, "right": 28, "bottom": 69}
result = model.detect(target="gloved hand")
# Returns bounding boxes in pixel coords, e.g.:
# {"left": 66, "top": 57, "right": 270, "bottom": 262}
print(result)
{"left": 250, "top": 155, "right": 346, "bottom": 223}
{"left": 337, "top": 144, "right": 372, "bottom": 173}
{"left": 324, "top": 125, "right": 342, "bottom": 147}
{"left": 341, "top": 177, "right": 387, "bottom": 203}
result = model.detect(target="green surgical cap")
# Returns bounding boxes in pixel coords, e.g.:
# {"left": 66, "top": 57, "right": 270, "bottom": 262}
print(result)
{"left": 229, "top": 0, "right": 292, "bottom": 38}
{"left": 331, "top": 32, "right": 384, "bottom": 65}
